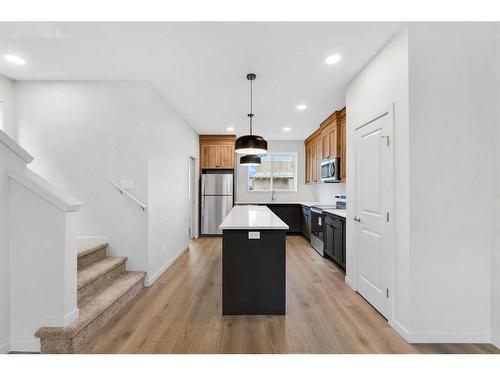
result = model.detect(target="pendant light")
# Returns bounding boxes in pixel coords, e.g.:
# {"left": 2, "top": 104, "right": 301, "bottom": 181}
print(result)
{"left": 235, "top": 73, "right": 268, "bottom": 155}
{"left": 240, "top": 154, "right": 261, "bottom": 166}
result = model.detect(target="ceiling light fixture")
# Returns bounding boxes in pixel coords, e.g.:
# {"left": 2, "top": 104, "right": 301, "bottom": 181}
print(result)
{"left": 4, "top": 54, "right": 26, "bottom": 65}
{"left": 325, "top": 54, "right": 341, "bottom": 65}
{"left": 283, "top": 127, "right": 291, "bottom": 132}
{"left": 235, "top": 73, "right": 268, "bottom": 156}
{"left": 226, "top": 127, "right": 235, "bottom": 132}
{"left": 240, "top": 154, "right": 261, "bottom": 166}
{"left": 296, "top": 104, "right": 307, "bottom": 111}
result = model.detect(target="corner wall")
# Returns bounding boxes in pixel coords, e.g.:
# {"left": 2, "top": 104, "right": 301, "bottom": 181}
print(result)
{"left": 346, "top": 28, "right": 411, "bottom": 335}
{"left": 0, "top": 74, "right": 17, "bottom": 353}
{"left": 408, "top": 22, "right": 494, "bottom": 342}
{"left": 491, "top": 23, "right": 500, "bottom": 348}
{"left": 13, "top": 81, "right": 199, "bottom": 287}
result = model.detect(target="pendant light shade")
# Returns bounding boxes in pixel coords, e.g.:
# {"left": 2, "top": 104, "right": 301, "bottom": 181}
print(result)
{"left": 235, "top": 73, "right": 268, "bottom": 156}
{"left": 240, "top": 154, "right": 261, "bottom": 166}
{"left": 235, "top": 135, "right": 268, "bottom": 155}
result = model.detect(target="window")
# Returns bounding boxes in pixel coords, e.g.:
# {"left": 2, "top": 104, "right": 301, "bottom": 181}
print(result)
{"left": 247, "top": 152, "right": 297, "bottom": 191}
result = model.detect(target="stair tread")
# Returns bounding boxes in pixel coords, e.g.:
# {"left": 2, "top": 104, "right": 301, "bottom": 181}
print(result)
{"left": 77, "top": 256, "right": 127, "bottom": 289}
{"left": 78, "top": 242, "right": 108, "bottom": 258}
{"left": 36, "top": 271, "right": 146, "bottom": 338}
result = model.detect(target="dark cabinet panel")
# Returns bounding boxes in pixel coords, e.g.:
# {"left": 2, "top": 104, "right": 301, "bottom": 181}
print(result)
{"left": 324, "top": 212, "right": 346, "bottom": 270}
{"left": 301, "top": 206, "right": 311, "bottom": 239}
{"left": 266, "top": 204, "right": 302, "bottom": 233}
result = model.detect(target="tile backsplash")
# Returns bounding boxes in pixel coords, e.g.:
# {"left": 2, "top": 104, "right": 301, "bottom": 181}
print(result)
{"left": 316, "top": 182, "right": 346, "bottom": 205}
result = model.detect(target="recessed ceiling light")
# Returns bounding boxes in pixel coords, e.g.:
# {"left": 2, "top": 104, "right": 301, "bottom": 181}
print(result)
{"left": 296, "top": 104, "right": 307, "bottom": 111}
{"left": 283, "top": 127, "right": 291, "bottom": 132}
{"left": 226, "top": 127, "right": 235, "bottom": 132}
{"left": 325, "top": 54, "right": 341, "bottom": 65}
{"left": 4, "top": 54, "right": 26, "bottom": 65}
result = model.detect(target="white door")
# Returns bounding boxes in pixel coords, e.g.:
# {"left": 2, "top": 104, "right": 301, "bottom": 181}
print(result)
{"left": 354, "top": 108, "right": 394, "bottom": 319}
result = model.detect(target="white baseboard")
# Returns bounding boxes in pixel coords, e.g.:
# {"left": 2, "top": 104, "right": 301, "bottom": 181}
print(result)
{"left": 345, "top": 275, "right": 355, "bottom": 290}
{"left": 42, "top": 308, "right": 79, "bottom": 327}
{"left": 389, "top": 319, "right": 412, "bottom": 342}
{"left": 491, "top": 334, "right": 500, "bottom": 349}
{"left": 9, "top": 338, "right": 40, "bottom": 353}
{"left": 406, "top": 332, "right": 491, "bottom": 344}
{"left": 0, "top": 341, "right": 10, "bottom": 354}
{"left": 145, "top": 247, "right": 189, "bottom": 287}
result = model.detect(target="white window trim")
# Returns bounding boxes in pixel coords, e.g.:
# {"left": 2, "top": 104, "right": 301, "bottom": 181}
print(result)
{"left": 247, "top": 152, "right": 298, "bottom": 192}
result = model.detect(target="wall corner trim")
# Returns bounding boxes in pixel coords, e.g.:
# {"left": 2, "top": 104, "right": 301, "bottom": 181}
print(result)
{"left": 492, "top": 334, "right": 500, "bottom": 349}
{"left": 8, "top": 168, "right": 83, "bottom": 212}
{"left": 0, "top": 129, "right": 34, "bottom": 163}
{"left": 145, "top": 246, "right": 189, "bottom": 287}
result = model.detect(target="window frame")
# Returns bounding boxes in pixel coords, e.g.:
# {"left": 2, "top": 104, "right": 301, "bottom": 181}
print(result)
{"left": 246, "top": 151, "right": 298, "bottom": 192}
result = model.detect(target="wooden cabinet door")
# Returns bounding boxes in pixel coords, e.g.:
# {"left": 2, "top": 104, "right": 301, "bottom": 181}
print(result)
{"left": 314, "top": 140, "right": 322, "bottom": 183}
{"left": 322, "top": 133, "right": 329, "bottom": 160}
{"left": 329, "top": 126, "right": 338, "bottom": 157}
{"left": 305, "top": 143, "right": 311, "bottom": 184}
{"left": 340, "top": 119, "right": 346, "bottom": 180}
{"left": 201, "top": 145, "right": 218, "bottom": 168}
{"left": 218, "top": 145, "right": 234, "bottom": 169}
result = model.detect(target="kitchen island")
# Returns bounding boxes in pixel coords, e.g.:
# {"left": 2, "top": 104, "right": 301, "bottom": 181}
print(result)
{"left": 219, "top": 205, "right": 289, "bottom": 315}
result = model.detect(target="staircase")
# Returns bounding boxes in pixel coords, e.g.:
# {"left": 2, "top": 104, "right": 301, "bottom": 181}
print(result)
{"left": 35, "top": 242, "right": 146, "bottom": 353}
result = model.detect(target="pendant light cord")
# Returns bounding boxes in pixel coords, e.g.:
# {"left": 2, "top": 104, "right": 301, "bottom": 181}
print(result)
{"left": 249, "top": 78, "right": 253, "bottom": 135}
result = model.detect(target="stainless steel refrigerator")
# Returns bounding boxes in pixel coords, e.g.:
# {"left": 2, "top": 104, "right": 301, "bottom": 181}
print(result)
{"left": 200, "top": 172, "right": 233, "bottom": 235}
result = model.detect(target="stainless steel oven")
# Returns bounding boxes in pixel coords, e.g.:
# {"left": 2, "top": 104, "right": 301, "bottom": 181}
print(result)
{"left": 320, "top": 157, "right": 340, "bottom": 183}
{"left": 310, "top": 207, "right": 324, "bottom": 256}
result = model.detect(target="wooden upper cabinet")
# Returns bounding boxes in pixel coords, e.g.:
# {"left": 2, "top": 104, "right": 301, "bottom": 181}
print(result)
{"left": 304, "top": 106, "right": 346, "bottom": 184}
{"left": 201, "top": 144, "right": 218, "bottom": 169}
{"left": 338, "top": 108, "right": 346, "bottom": 181}
{"left": 199, "top": 135, "right": 236, "bottom": 170}
{"left": 218, "top": 144, "right": 235, "bottom": 169}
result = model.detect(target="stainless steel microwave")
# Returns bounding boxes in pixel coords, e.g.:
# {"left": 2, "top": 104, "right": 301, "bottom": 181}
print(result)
{"left": 320, "top": 157, "right": 340, "bottom": 183}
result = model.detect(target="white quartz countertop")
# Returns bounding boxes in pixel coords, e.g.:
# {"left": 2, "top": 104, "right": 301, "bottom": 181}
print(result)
{"left": 235, "top": 201, "right": 320, "bottom": 207}
{"left": 219, "top": 205, "right": 289, "bottom": 230}
{"left": 324, "top": 209, "right": 347, "bottom": 218}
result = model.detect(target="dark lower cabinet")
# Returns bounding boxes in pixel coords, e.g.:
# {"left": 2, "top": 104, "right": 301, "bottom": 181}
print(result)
{"left": 324, "top": 213, "right": 346, "bottom": 270}
{"left": 266, "top": 204, "right": 302, "bottom": 233}
{"left": 301, "top": 206, "right": 311, "bottom": 240}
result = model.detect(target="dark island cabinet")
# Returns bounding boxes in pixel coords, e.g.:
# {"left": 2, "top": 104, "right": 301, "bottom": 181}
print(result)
{"left": 324, "top": 213, "right": 346, "bottom": 270}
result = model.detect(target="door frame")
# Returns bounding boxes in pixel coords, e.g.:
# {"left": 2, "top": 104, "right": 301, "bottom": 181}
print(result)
{"left": 188, "top": 155, "right": 197, "bottom": 239}
{"left": 351, "top": 103, "right": 395, "bottom": 323}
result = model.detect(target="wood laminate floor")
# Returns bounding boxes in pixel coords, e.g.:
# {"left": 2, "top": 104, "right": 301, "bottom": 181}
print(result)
{"left": 82, "top": 236, "right": 499, "bottom": 354}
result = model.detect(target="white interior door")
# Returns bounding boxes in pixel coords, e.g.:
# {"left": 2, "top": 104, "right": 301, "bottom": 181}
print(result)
{"left": 354, "top": 109, "right": 394, "bottom": 319}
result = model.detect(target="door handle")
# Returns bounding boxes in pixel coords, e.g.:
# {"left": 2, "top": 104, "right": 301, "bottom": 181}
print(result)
{"left": 354, "top": 216, "right": 361, "bottom": 222}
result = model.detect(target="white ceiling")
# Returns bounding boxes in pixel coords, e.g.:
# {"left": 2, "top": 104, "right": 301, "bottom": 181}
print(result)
{"left": 0, "top": 22, "right": 403, "bottom": 140}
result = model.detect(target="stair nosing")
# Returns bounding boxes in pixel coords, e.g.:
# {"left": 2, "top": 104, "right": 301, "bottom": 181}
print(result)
{"left": 78, "top": 242, "right": 108, "bottom": 258}
{"left": 77, "top": 256, "right": 127, "bottom": 289}
{"left": 36, "top": 271, "right": 146, "bottom": 339}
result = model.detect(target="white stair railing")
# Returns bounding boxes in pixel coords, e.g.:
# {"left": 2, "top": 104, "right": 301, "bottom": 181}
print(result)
{"left": 108, "top": 179, "right": 147, "bottom": 211}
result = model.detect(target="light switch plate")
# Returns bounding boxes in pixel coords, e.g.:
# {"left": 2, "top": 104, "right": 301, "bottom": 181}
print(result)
{"left": 248, "top": 231, "right": 260, "bottom": 239}
{"left": 121, "top": 179, "right": 135, "bottom": 189}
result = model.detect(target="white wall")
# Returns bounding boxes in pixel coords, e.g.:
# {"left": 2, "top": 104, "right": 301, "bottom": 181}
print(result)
{"left": 408, "top": 23, "right": 494, "bottom": 342}
{"left": 235, "top": 140, "right": 317, "bottom": 203}
{"left": 146, "top": 87, "right": 199, "bottom": 286}
{"left": 493, "top": 23, "right": 500, "bottom": 348}
{"left": 14, "top": 81, "right": 199, "bottom": 287}
{"left": 0, "top": 74, "right": 17, "bottom": 353}
{"left": 0, "top": 75, "right": 14, "bottom": 136}
{"left": 346, "top": 28, "right": 411, "bottom": 335}
{"left": 316, "top": 182, "right": 346, "bottom": 204}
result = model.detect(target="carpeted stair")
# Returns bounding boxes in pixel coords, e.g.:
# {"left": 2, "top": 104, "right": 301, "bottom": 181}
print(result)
{"left": 35, "top": 242, "right": 145, "bottom": 353}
